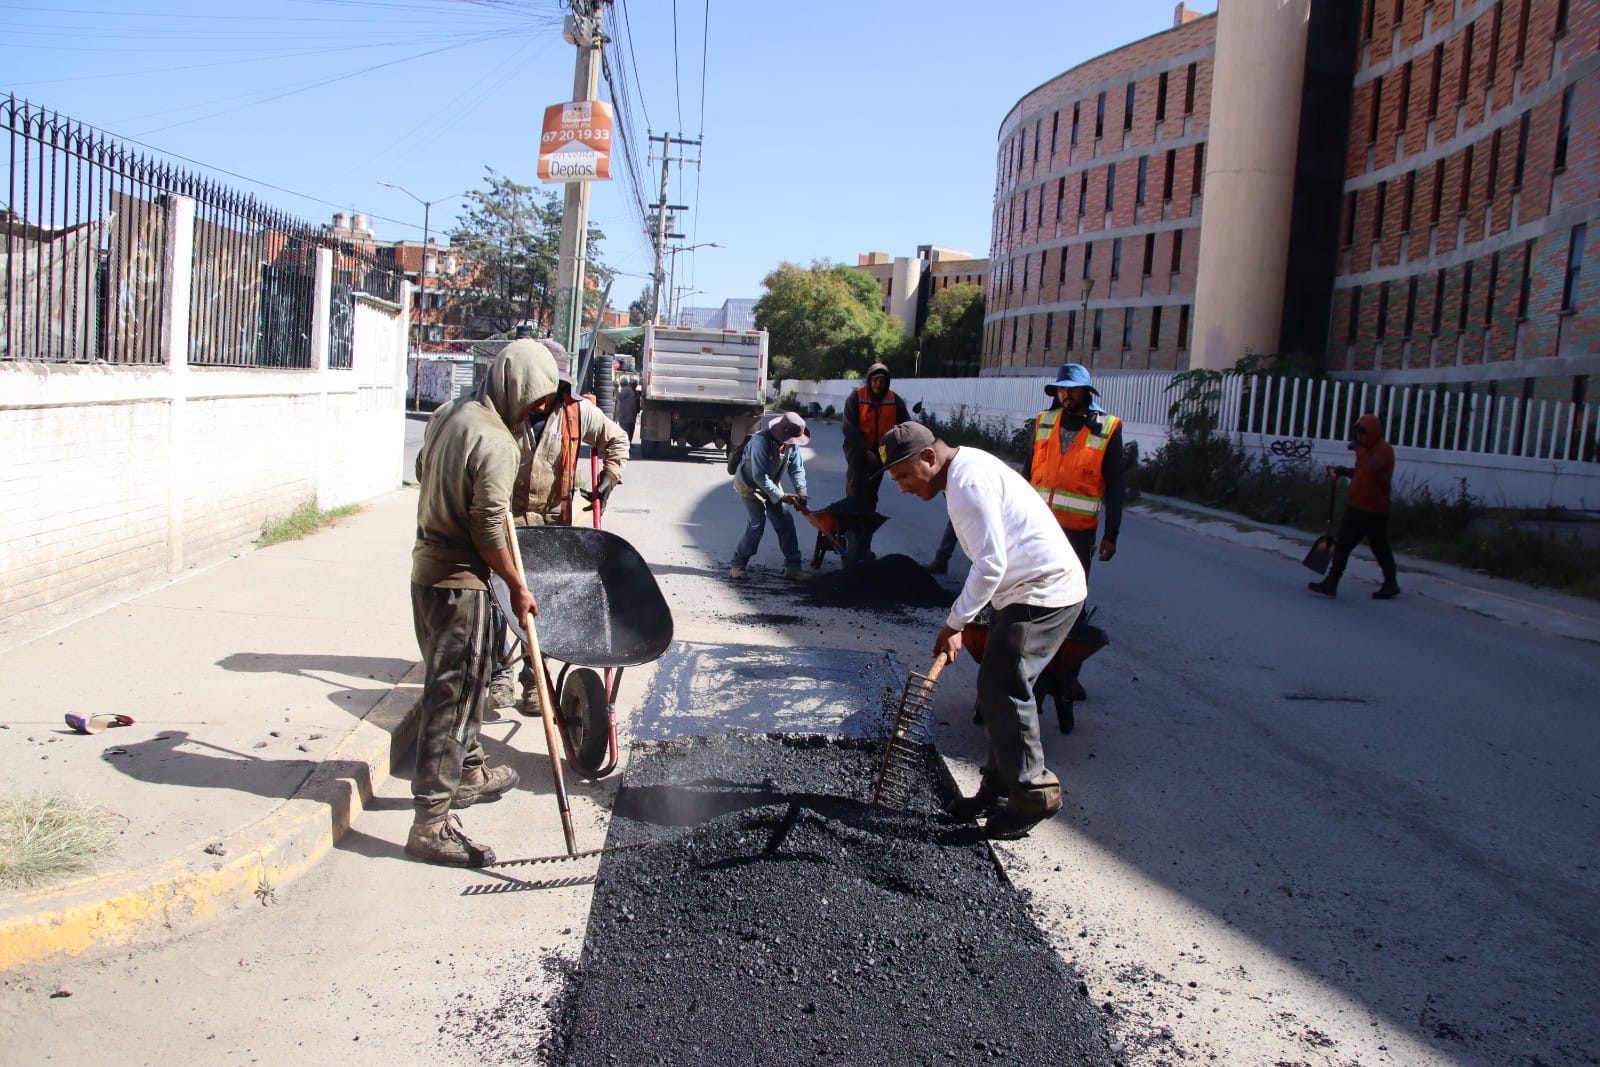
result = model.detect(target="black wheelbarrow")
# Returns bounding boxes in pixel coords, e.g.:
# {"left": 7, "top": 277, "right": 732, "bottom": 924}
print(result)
{"left": 802, "top": 496, "right": 888, "bottom": 568}
{"left": 963, "top": 607, "right": 1109, "bottom": 735}
{"left": 490, "top": 526, "right": 673, "bottom": 779}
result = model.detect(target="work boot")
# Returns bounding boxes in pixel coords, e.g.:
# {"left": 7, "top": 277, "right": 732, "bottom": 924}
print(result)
{"left": 984, "top": 781, "right": 1063, "bottom": 840}
{"left": 404, "top": 815, "right": 495, "bottom": 867}
{"left": 783, "top": 566, "right": 812, "bottom": 582}
{"left": 453, "top": 762, "right": 519, "bottom": 808}
{"left": 729, "top": 564, "right": 749, "bottom": 581}
{"left": 1307, "top": 579, "right": 1338, "bottom": 597}
{"left": 1372, "top": 582, "right": 1400, "bottom": 600}
{"left": 944, "top": 776, "right": 1004, "bottom": 822}
{"left": 488, "top": 678, "right": 517, "bottom": 709}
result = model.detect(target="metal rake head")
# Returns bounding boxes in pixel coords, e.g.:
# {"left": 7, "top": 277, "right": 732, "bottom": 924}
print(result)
{"left": 871, "top": 658, "right": 944, "bottom": 809}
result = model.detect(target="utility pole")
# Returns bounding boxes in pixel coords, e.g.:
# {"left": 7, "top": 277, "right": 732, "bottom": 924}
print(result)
{"left": 553, "top": 0, "right": 605, "bottom": 359}
{"left": 647, "top": 131, "right": 700, "bottom": 323}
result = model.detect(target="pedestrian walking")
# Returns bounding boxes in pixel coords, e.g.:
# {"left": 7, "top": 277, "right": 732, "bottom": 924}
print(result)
{"left": 408, "top": 341, "right": 563, "bottom": 866}
{"left": 841, "top": 362, "right": 911, "bottom": 559}
{"left": 614, "top": 376, "right": 640, "bottom": 444}
{"left": 1021, "top": 363, "right": 1124, "bottom": 706}
{"left": 487, "top": 339, "right": 631, "bottom": 711}
{"left": 730, "top": 412, "right": 812, "bottom": 582}
{"left": 879, "top": 421, "right": 1087, "bottom": 841}
{"left": 1308, "top": 413, "right": 1401, "bottom": 600}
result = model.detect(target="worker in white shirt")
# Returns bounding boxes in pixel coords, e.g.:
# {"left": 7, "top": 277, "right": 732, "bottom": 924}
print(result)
{"left": 878, "top": 421, "right": 1087, "bottom": 840}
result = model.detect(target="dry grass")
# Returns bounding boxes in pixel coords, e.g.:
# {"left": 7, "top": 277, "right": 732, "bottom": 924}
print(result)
{"left": 259, "top": 499, "right": 362, "bottom": 547}
{"left": 0, "top": 793, "right": 121, "bottom": 891}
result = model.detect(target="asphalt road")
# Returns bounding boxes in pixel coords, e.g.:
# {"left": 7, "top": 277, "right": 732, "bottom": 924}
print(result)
{"left": 5, "top": 419, "right": 1597, "bottom": 1066}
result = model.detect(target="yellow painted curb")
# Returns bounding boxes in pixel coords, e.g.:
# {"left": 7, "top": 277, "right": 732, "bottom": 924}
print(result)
{"left": 0, "top": 665, "right": 422, "bottom": 973}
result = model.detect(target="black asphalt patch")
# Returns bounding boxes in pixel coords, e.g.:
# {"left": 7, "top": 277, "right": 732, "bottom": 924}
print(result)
{"left": 805, "top": 553, "right": 951, "bottom": 610}
{"left": 537, "top": 734, "right": 1116, "bottom": 1066}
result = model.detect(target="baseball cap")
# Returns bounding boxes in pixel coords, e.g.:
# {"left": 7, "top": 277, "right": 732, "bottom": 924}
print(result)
{"left": 877, "top": 421, "right": 935, "bottom": 470}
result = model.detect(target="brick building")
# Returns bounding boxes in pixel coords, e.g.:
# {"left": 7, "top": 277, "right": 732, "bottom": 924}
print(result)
{"left": 853, "top": 246, "right": 989, "bottom": 336}
{"left": 984, "top": 0, "right": 1599, "bottom": 407}
{"left": 985, "top": 4, "right": 1216, "bottom": 374}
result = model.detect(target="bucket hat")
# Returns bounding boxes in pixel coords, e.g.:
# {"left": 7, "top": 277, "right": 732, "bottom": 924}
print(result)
{"left": 1045, "top": 363, "right": 1105, "bottom": 411}
{"left": 767, "top": 411, "right": 811, "bottom": 446}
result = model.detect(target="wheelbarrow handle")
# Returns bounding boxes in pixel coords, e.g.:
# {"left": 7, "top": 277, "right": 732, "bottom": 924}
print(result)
{"left": 504, "top": 511, "right": 578, "bottom": 856}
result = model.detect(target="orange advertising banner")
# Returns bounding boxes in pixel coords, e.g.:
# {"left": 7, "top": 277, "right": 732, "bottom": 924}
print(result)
{"left": 537, "top": 100, "right": 613, "bottom": 183}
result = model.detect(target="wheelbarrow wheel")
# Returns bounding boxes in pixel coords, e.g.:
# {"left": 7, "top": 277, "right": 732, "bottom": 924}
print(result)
{"left": 559, "top": 667, "right": 614, "bottom": 778}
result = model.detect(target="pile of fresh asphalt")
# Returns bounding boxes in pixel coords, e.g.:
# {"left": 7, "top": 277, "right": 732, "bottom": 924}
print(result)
{"left": 805, "top": 553, "right": 950, "bottom": 610}
{"left": 538, "top": 734, "right": 1115, "bottom": 1065}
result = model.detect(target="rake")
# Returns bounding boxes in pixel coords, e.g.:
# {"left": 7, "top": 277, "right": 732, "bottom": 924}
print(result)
{"left": 871, "top": 652, "right": 948, "bottom": 809}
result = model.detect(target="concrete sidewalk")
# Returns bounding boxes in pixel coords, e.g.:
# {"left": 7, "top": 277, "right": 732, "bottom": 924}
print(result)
{"left": 0, "top": 488, "right": 423, "bottom": 972}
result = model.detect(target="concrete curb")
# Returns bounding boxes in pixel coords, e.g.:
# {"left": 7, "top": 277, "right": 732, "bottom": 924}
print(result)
{"left": 0, "top": 664, "right": 423, "bottom": 974}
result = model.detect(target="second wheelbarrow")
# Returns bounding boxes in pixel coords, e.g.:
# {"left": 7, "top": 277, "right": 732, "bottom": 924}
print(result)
{"left": 801, "top": 496, "right": 888, "bottom": 568}
{"left": 490, "top": 525, "right": 674, "bottom": 779}
{"left": 963, "top": 607, "right": 1108, "bottom": 735}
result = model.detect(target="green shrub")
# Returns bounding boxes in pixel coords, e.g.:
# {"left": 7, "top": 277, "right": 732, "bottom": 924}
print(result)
{"left": 260, "top": 499, "right": 362, "bottom": 546}
{"left": 920, "top": 406, "right": 1027, "bottom": 464}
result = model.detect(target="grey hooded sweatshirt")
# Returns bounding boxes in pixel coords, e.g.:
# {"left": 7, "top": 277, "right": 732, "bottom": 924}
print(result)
{"left": 411, "top": 339, "right": 561, "bottom": 588}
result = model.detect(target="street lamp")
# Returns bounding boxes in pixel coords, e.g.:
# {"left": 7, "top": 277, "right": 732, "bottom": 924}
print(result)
{"left": 664, "top": 241, "right": 721, "bottom": 323}
{"left": 672, "top": 289, "right": 705, "bottom": 325}
{"left": 379, "top": 180, "right": 462, "bottom": 407}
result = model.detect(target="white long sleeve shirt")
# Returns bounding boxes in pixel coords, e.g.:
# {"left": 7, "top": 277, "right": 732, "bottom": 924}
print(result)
{"left": 943, "top": 447, "right": 1087, "bottom": 631}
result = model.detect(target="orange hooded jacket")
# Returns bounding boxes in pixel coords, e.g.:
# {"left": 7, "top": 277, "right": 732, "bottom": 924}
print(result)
{"left": 1346, "top": 413, "right": 1395, "bottom": 514}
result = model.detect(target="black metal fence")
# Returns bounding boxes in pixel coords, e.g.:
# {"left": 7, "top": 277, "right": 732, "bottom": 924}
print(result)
{"left": 2, "top": 95, "right": 402, "bottom": 369}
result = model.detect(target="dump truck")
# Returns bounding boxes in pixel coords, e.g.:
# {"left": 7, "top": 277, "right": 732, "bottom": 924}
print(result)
{"left": 639, "top": 324, "right": 767, "bottom": 458}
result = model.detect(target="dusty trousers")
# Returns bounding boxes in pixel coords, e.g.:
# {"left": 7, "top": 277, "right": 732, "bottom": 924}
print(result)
{"left": 975, "top": 600, "right": 1081, "bottom": 807}
{"left": 411, "top": 584, "right": 494, "bottom": 820}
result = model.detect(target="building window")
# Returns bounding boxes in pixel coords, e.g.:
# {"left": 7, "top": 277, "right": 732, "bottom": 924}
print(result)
{"left": 1067, "top": 309, "right": 1078, "bottom": 349}
{"left": 1051, "top": 111, "right": 1059, "bottom": 155}
{"left": 1083, "top": 242, "right": 1094, "bottom": 280}
{"left": 1107, "top": 163, "right": 1117, "bottom": 210}
{"left": 1122, "top": 307, "right": 1134, "bottom": 349}
{"left": 1460, "top": 261, "right": 1474, "bottom": 330}
{"left": 1363, "top": 0, "right": 1376, "bottom": 39}
{"left": 1038, "top": 186, "right": 1046, "bottom": 227}
{"left": 1022, "top": 254, "right": 1030, "bottom": 292}
{"left": 1519, "top": 241, "right": 1534, "bottom": 318}
{"left": 1404, "top": 277, "right": 1418, "bottom": 336}
{"left": 1136, "top": 156, "right": 1148, "bottom": 205}
{"left": 1071, "top": 101, "right": 1080, "bottom": 146}
{"left": 1058, "top": 245, "right": 1069, "bottom": 284}
{"left": 1431, "top": 158, "right": 1446, "bottom": 225}
{"left": 1402, "top": 171, "right": 1415, "bottom": 232}
{"left": 1143, "top": 233, "right": 1156, "bottom": 276}
{"left": 1556, "top": 86, "right": 1574, "bottom": 168}
{"left": 1092, "top": 308, "right": 1104, "bottom": 349}
{"left": 1348, "top": 287, "right": 1361, "bottom": 343}
{"left": 1079, "top": 172, "right": 1089, "bottom": 216}
{"left": 1111, "top": 237, "right": 1122, "bottom": 279}
{"left": 1396, "top": 61, "right": 1411, "bottom": 132}
{"left": 1177, "top": 303, "right": 1190, "bottom": 348}
{"left": 1377, "top": 284, "right": 1389, "bottom": 339}
{"left": 1012, "top": 318, "right": 1019, "bottom": 350}
{"left": 1157, "top": 71, "right": 1168, "bottom": 122}
{"left": 1344, "top": 191, "right": 1357, "bottom": 245}
{"left": 1184, "top": 62, "right": 1197, "bottom": 114}
{"left": 1562, "top": 224, "right": 1586, "bottom": 311}
{"left": 1171, "top": 229, "right": 1184, "bottom": 273}
{"left": 1163, "top": 148, "right": 1176, "bottom": 200}
{"left": 1516, "top": 0, "right": 1532, "bottom": 64}
{"left": 1429, "top": 44, "right": 1443, "bottom": 117}
{"left": 1487, "top": 129, "right": 1502, "bottom": 201}
{"left": 1044, "top": 312, "right": 1054, "bottom": 351}
{"left": 1368, "top": 76, "right": 1382, "bottom": 143}
{"left": 1124, "top": 82, "right": 1135, "bottom": 131}
{"left": 1096, "top": 92, "right": 1106, "bottom": 138}
{"left": 1374, "top": 181, "right": 1387, "bottom": 238}
{"left": 1057, "top": 176, "right": 1066, "bottom": 221}
{"left": 1485, "top": 252, "right": 1499, "bottom": 326}
{"left": 1193, "top": 143, "right": 1205, "bottom": 195}
{"left": 1027, "top": 318, "right": 1034, "bottom": 351}
{"left": 1490, "top": 1, "right": 1504, "bottom": 67}
{"left": 1150, "top": 305, "right": 1163, "bottom": 348}
{"left": 1556, "top": 0, "right": 1570, "bottom": 34}
{"left": 1514, "top": 111, "right": 1531, "bottom": 187}
{"left": 1433, "top": 269, "right": 1446, "bottom": 333}
{"left": 1459, "top": 22, "right": 1474, "bottom": 104}
{"left": 1034, "top": 120, "right": 1041, "bottom": 163}
{"left": 1459, "top": 145, "right": 1474, "bottom": 214}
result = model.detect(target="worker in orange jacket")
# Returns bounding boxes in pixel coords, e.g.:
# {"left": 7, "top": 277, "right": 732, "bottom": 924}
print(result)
{"left": 1308, "top": 413, "right": 1400, "bottom": 600}
{"left": 841, "top": 362, "right": 910, "bottom": 559}
{"left": 1021, "top": 363, "right": 1124, "bottom": 708}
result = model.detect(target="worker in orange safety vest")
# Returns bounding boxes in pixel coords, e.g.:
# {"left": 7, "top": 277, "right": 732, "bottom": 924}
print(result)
{"left": 1021, "top": 362, "right": 1124, "bottom": 707}
{"left": 841, "top": 362, "right": 910, "bottom": 559}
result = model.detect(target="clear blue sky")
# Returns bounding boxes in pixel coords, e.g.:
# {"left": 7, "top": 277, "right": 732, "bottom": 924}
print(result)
{"left": 1, "top": 0, "right": 1214, "bottom": 314}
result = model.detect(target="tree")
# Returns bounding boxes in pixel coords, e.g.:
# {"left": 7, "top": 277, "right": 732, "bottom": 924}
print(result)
{"left": 754, "top": 259, "right": 910, "bottom": 380}
{"left": 919, "top": 283, "right": 985, "bottom": 376}
{"left": 448, "top": 167, "right": 610, "bottom": 336}
{"left": 627, "top": 283, "right": 655, "bottom": 326}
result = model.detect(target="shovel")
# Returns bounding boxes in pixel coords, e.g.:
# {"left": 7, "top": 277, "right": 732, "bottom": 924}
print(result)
{"left": 1302, "top": 480, "right": 1337, "bottom": 574}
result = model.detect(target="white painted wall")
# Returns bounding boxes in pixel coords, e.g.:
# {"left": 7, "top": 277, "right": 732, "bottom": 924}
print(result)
{"left": 0, "top": 198, "right": 408, "bottom": 648}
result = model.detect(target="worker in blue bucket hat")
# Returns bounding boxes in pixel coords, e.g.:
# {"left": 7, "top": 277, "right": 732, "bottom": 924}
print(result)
{"left": 1020, "top": 362, "right": 1125, "bottom": 710}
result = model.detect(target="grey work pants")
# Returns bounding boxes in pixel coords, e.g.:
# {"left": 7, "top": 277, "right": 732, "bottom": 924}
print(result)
{"left": 975, "top": 600, "right": 1082, "bottom": 810}
{"left": 411, "top": 584, "right": 494, "bottom": 820}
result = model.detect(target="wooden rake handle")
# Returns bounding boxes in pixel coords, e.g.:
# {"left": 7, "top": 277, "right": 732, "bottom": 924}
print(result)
{"left": 504, "top": 512, "right": 578, "bottom": 856}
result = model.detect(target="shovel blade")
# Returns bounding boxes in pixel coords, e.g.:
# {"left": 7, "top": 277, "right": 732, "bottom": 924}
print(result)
{"left": 1302, "top": 535, "right": 1335, "bottom": 575}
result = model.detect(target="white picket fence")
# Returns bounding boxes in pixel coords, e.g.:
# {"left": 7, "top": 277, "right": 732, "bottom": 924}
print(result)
{"left": 779, "top": 372, "right": 1600, "bottom": 509}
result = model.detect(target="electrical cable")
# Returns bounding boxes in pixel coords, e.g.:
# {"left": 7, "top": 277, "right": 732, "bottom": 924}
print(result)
{"left": 670, "top": 0, "right": 683, "bottom": 130}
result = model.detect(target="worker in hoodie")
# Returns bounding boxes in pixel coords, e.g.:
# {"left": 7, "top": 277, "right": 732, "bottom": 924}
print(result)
{"left": 841, "top": 362, "right": 910, "bottom": 559}
{"left": 1309, "top": 413, "right": 1401, "bottom": 600}
{"left": 408, "top": 339, "right": 564, "bottom": 867}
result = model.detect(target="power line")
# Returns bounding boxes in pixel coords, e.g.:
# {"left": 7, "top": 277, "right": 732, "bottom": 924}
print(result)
{"left": 670, "top": 0, "right": 683, "bottom": 130}
{"left": 698, "top": 0, "right": 709, "bottom": 137}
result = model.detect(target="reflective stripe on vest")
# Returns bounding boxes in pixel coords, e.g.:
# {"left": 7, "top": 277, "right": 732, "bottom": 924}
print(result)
{"left": 1029, "top": 408, "right": 1119, "bottom": 531}
{"left": 854, "top": 387, "right": 899, "bottom": 449}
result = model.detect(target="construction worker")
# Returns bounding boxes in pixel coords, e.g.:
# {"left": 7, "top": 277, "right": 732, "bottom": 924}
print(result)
{"left": 879, "top": 421, "right": 1086, "bottom": 840}
{"left": 487, "top": 338, "right": 631, "bottom": 711}
{"left": 408, "top": 341, "right": 559, "bottom": 867}
{"left": 1021, "top": 363, "right": 1124, "bottom": 708}
{"left": 841, "top": 362, "right": 910, "bottom": 559}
